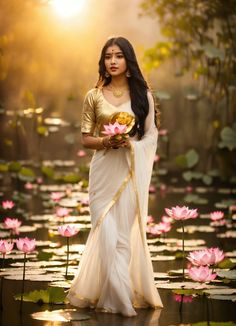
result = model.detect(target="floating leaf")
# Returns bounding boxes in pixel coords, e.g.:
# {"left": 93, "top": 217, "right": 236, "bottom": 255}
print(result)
{"left": 18, "top": 167, "right": 36, "bottom": 182}
{"left": 172, "top": 289, "right": 203, "bottom": 295}
{"left": 218, "top": 126, "right": 236, "bottom": 151}
{"left": 0, "top": 163, "right": 8, "bottom": 172}
{"left": 217, "top": 258, "right": 236, "bottom": 269}
{"left": 176, "top": 149, "right": 199, "bottom": 169}
{"left": 15, "top": 287, "right": 67, "bottom": 304}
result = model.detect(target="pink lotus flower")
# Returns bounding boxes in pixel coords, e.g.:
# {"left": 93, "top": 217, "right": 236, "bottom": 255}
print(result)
{"left": 56, "top": 207, "right": 70, "bottom": 217}
{"left": 0, "top": 240, "right": 14, "bottom": 256}
{"left": 24, "top": 182, "right": 33, "bottom": 190}
{"left": 149, "top": 222, "right": 171, "bottom": 235}
{"left": 211, "top": 219, "right": 226, "bottom": 227}
{"left": 185, "top": 186, "right": 193, "bottom": 193}
{"left": 2, "top": 200, "right": 15, "bottom": 210}
{"left": 102, "top": 122, "right": 127, "bottom": 136}
{"left": 159, "top": 129, "right": 168, "bottom": 136}
{"left": 165, "top": 206, "right": 198, "bottom": 221}
{"left": 58, "top": 224, "right": 79, "bottom": 237}
{"left": 187, "top": 248, "right": 225, "bottom": 266}
{"left": 147, "top": 215, "right": 155, "bottom": 224}
{"left": 36, "top": 177, "right": 43, "bottom": 184}
{"left": 161, "top": 215, "right": 173, "bottom": 223}
{"left": 81, "top": 198, "right": 89, "bottom": 205}
{"left": 4, "top": 218, "right": 22, "bottom": 234}
{"left": 188, "top": 266, "right": 217, "bottom": 282}
{"left": 77, "top": 150, "right": 87, "bottom": 157}
{"left": 149, "top": 185, "right": 156, "bottom": 193}
{"left": 16, "top": 237, "right": 36, "bottom": 253}
{"left": 51, "top": 192, "right": 64, "bottom": 202}
{"left": 160, "top": 184, "right": 167, "bottom": 191}
{"left": 173, "top": 294, "right": 193, "bottom": 303}
{"left": 210, "top": 211, "right": 224, "bottom": 221}
{"left": 154, "top": 154, "right": 160, "bottom": 162}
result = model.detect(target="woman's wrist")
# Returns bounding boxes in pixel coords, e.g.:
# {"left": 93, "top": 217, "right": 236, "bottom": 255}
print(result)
{"left": 99, "top": 136, "right": 110, "bottom": 149}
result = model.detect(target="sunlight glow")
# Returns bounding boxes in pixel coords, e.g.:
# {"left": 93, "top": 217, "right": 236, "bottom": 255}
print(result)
{"left": 50, "top": 0, "right": 85, "bottom": 18}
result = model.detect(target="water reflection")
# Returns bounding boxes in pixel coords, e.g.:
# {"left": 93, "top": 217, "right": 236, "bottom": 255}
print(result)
{"left": 31, "top": 307, "right": 162, "bottom": 326}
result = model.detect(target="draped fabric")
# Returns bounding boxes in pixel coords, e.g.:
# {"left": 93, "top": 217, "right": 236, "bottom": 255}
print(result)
{"left": 67, "top": 88, "right": 163, "bottom": 317}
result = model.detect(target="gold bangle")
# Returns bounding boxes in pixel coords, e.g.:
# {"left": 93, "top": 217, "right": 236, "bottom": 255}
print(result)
{"left": 101, "top": 137, "right": 107, "bottom": 149}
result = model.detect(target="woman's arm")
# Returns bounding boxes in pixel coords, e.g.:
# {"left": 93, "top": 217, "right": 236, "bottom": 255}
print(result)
{"left": 81, "top": 133, "right": 129, "bottom": 150}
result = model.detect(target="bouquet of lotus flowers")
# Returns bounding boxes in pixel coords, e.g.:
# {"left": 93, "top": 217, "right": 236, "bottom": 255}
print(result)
{"left": 102, "top": 112, "right": 135, "bottom": 143}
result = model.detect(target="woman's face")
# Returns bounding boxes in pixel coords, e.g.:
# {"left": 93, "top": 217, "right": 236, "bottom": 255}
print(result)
{"left": 104, "top": 44, "right": 127, "bottom": 77}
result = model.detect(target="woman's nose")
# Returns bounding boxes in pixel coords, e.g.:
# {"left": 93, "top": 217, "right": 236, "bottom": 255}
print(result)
{"left": 111, "top": 55, "right": 116, "bottom": 63}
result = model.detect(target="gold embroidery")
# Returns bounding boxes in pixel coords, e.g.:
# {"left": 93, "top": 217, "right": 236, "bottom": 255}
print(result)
{"left": 129, "top": 142, "right": 145, "bottom": 246}
{"left": 94, "top": 172, "right": 132, "bottom": 228}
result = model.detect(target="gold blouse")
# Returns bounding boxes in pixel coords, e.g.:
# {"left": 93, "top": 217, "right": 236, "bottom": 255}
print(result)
{"left": 81, "top": 88, "right": 135, "bottom": 137}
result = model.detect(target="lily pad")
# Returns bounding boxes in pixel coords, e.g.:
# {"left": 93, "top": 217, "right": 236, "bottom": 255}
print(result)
{"left": 31, "top": 309, "right": 91, "bottom": 321}
{"left": 156, "top": 282, "right": 228, "bottom": 290}
{"left": 203, "top": 288, "right": 236, "bottom": 295}
{"left": 5, "top": 274, "right": 65, "bottom": 281}
{"left": 15, "top": 287, "right": 67, "bottom": 304}
{"left": 217, "top": 270, "right": 236, "bottom": 280}
{"left": 152, "top": 255, "right": 175, "bottom": 261}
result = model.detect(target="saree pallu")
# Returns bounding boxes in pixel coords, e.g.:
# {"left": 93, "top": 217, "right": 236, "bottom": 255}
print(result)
{"left": 67, "top": 122, "right": 163, "bottom": 315}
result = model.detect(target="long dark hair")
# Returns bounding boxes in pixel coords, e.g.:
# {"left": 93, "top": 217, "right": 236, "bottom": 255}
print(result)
{"left": 96, "top": 37, "right": 159, "bottom": 139}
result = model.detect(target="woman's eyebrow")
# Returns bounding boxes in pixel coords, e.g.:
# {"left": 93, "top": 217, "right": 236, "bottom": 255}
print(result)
{"left": 105, "top": 51, "right": 123, "bottom": 55}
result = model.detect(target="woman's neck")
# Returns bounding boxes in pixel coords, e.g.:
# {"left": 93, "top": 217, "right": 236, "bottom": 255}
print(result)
{"left": 110, "top": 75, "right": 129, "bottom": 88}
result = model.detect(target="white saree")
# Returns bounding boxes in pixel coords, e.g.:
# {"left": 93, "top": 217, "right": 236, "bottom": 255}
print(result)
{"left": 67, "top": 88, "right": 163, "bottom": 316}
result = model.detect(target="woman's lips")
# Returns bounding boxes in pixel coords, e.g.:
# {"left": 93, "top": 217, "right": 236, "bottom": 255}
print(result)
{"left": 110, "top": 67, "right": 118, "bottom": 71}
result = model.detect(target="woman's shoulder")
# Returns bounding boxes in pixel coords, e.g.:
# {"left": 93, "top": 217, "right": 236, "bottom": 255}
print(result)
{"left": 85, "top": 87, "right": 101, "bottom": 97}
{"left": 84, "top": 88, "right": 101, "bottom": 104}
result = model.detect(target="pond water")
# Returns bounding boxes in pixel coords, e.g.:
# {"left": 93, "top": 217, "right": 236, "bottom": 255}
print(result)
{"left": 0, "top": 157, "right": 236, "bottom": 326}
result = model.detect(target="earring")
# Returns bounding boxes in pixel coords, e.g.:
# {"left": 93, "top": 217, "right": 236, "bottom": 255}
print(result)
{"left": 126, "top": 70, "right": 131, "bottom": 77}
{"left": 105, "top": 71, "right": 110, "bottom": 78}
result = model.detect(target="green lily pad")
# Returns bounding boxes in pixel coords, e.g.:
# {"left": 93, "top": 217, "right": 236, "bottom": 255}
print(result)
{"left": 217, "top": 270, "right": 236, "bottom": 279}
{"left": 172, "top": 289, "right": 203, "bottom": 295}
{"left": 15, "top": 287, "right": 67, "bottom": 304}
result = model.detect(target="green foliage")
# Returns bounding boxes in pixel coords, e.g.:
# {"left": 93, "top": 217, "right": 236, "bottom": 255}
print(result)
{"left": 18, "top": 167, "right": 36, "bottom": 181}
{"left": 8, "top": 161, "right": 22, "bottom": 172}
{"left": 141, "top": 0, "right": 236, "bottom": 103}
{"left": 63, "top": 173, "right": 81, "bottom": 183}
{"left": 14, "top": 287, "right": 67, "bottom": 304}
{"left": 41, "top": 166, "right": 55, "bottom": 179}
{"left": 0, "top": 163, "right": 8, "bottom": 172}
{"left": 217, "top": 258, "right": 236, "bottom": 270}
{"left": 37, "top": 251, "right": 54, "bottom": 261}
{"left": 81, "top": 178, "right": 89, "bottom": 188}
{"left": 175, "top": 149, "right": 199, "bottom": 168}
{"left": 218, "top": 125, "right": 236, "bottom": 151}
{"left": 172, "top": 289, "right": 203, "bottom": 296}
{"left": 64, "top": 133, "right": 75, "bottom": 145}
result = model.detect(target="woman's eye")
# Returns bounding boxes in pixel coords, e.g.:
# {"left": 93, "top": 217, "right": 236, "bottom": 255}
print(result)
{"left": 117, "top": 55, "right": 124, "bottom": 58}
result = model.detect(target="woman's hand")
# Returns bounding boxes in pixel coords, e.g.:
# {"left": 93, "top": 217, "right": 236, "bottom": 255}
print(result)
{"left": 103, "top": 135, "right": 131, "bottom": 149}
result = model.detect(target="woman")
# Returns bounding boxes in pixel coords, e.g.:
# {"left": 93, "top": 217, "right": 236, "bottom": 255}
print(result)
{"left": 67, "top": 36, "right": 163, "bottom": 317}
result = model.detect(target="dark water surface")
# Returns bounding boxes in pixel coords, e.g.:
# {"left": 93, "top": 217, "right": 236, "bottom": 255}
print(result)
{"left": 0, "top": 170, "right": 236, "bottom": 326}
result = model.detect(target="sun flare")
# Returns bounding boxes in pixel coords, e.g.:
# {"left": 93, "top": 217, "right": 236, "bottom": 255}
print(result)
{"left": 50, "top": 0, "right": 85, "bottom": 18}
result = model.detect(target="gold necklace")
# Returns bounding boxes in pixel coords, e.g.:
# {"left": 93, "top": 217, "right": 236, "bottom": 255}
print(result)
{"left": 108, "top": 85, "right": 129, "bottom": 98}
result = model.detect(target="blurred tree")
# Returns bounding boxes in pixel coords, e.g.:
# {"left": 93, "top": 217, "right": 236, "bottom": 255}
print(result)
{"left": 141, "top": 0, "right": 236, "bottom": 180}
